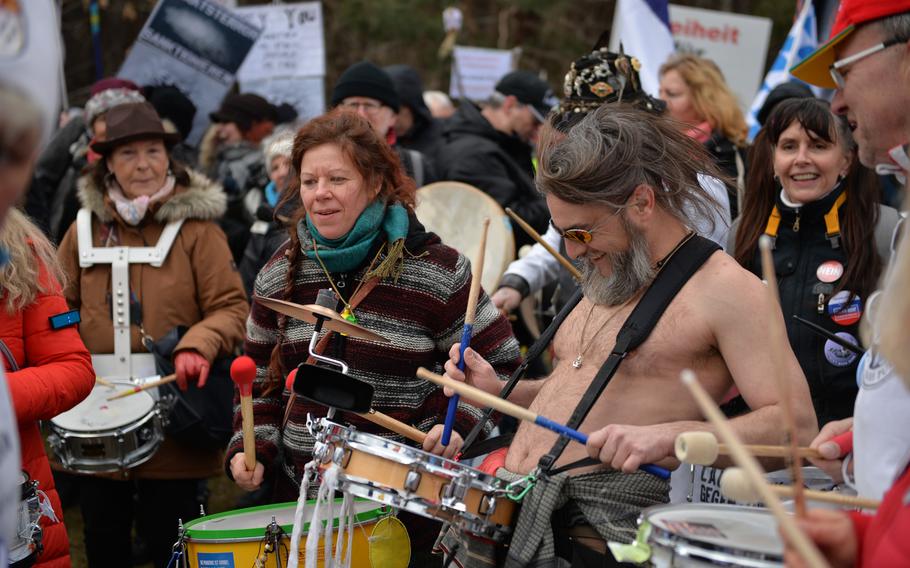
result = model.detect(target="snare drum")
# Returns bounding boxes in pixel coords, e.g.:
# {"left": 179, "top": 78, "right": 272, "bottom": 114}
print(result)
{"left": 47, "top": 382, "right": 165, "bottom": 473}
{"left": 313, "top": 419, "right": 516, "bottom": 541}
{"left": 181, "top": 499, "right": 391, "bottom": 568}
{"left": 9, "top": 472, "right": 42, "bottom": 568}
{"left": 642, "top": 504, "right": 782, "bottom": 567}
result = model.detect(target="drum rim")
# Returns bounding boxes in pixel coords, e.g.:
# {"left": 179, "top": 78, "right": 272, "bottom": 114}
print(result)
{"left": 50, "top": 384, "right": 156, "bottom": 432}
{"left": 324, "top": 421, "right": 505, "bottom": 490}
{"left": 643, "top": 503, "right": 783, "bottom": 563}
{"left": 183, "top": 498, "right": 386, "bottom": 541}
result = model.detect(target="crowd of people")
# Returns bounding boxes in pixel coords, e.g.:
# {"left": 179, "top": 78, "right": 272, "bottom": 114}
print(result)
{"left": 0, "top": 0, "right": 908, "bottom": 566}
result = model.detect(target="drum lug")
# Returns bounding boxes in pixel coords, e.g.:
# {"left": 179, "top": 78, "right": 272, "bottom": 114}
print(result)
{"left": 313, "top": 441, "right": 331, "bottom": 464}
{"left": 404, "top": 470, "right": 422, "bottom": 493}
{"left": 334, "top": 446, "right": 352, "bottom": 469}
{"left": 478, "top": 493, "right": 497, "bottom": 517}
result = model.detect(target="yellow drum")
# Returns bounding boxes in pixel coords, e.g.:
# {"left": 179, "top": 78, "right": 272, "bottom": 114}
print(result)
{"left": 181, "top": 499, "right": 406, "bottom": 567}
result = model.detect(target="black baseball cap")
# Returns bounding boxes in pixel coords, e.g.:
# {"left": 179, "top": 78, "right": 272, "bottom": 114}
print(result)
{"left": 495, "top": 71, "right": 558, "bottom": 122}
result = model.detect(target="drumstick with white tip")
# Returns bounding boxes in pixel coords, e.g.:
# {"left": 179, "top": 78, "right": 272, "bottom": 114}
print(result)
{"left": 504, "top": 208, "right": 582, "bottom": 281}
{"left": 720, "top": 467, "right": 880, "bottom": 509}
{"left": 95, "top": 376, "right": 116, "bottom": 388}
{"left": 675, "top": 431, "right": 854, "bottom": 465}
{"left": 759, "top": 235, "right": 808, "bottom": 517}
{"left": 231, "top": 356, "right": 258, "bottom": 472}
{"left": 679, "top": 369, "right": 827, "bottom": 568}
{"left": 441, "top": 218, "right": 489, "bottom": 447}
{"left": 106, "top": 374, "right": 177, "bottom": 401}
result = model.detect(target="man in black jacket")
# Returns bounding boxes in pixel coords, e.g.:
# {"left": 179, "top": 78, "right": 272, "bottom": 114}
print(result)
{"left": 437, "top": 71, "right": 557, "bottom": 249}
{"left": 384, "top": 64, "right": 445, "bottom": 161}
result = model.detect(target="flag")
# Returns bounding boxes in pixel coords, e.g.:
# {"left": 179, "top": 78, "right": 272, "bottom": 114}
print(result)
{"left": 746, "top": 1, "right": 820, "bottom": 141}
{"left": 609, "top": 0, "right": 675, "bottom": 97}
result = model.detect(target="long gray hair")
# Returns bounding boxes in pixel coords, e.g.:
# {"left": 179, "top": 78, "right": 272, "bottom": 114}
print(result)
{"left": 536, "top": 104, "right": 724, "bottom": 231}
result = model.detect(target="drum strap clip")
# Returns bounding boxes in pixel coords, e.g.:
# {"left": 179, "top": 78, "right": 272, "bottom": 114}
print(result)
{"left": 506, "top": 470, "right": 538, "bottom": 502}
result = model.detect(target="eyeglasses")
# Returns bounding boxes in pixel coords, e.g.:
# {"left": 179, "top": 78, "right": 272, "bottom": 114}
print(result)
{"left": 829, "top": 37, "right": 906, "bottom": 89}
{"left": 549, "top": 212, "right": 617, "bottom": 245}
{"left": 340, "top": 100, "right": 384, "bottom": 114}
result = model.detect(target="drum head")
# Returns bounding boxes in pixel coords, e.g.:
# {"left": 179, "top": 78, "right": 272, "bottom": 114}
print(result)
{"left": 184, "top": 499, "right": 385, "bottom": 540}
{"left": 415, "top": 181, "right": 515, "bottom": 293}
{"left": 645, "top": 504, "right": 782, "bottom": 559}
{"left": 51, "top": 383, "right": 155, "bottom": 432}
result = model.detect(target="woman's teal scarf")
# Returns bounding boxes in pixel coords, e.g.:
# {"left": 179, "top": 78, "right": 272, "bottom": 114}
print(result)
{"left": 300, "top": 201, "right": 409, "bottom": 275}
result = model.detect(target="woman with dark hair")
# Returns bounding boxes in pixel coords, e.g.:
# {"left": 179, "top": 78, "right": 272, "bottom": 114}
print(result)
{"left": 57, "top": 101, "right": 248, "bottom": 568}
{"left": 731, "top": 97, "right": 899, "bottom": 427}
{"left": 227, "top": 109, "right": 520, "bottom": 556}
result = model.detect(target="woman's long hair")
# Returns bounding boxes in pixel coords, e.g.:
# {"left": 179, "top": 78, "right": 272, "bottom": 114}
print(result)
{"left": 265, "top": 109, "right": 417, "bottom": 392}
{"left": 659, "top": 54, "right": 748, "bottom": 147}
{"left": 733, "top": 97, "right": 882, "bottom": 300}
{"left": 0, "top": 209, "right": 67, "bottom": 314}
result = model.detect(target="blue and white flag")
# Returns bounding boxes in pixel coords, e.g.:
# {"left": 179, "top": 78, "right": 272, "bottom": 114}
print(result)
{"left": 609, "top": 0, "right": 675, "bottom": 97}
{"left": 747, "top": 1, "right": 820, "bottom": 141}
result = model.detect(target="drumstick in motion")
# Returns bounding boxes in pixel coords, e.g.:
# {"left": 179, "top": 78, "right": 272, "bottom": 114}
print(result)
{"left": 720, "top": 467, "right": 880, "bottom": 509}
{"left": 284, "top": 369, "right": 426, "bottom": 444}
{"left": 760, "top": 235, "right": 807, "bottom": 517}
{"left": 441, "top": 218, "right": 489, "bottom": 447}
{"left": 505, "top": 208, "right": 582, "bottom": 281}
{"left": 231, "top": 356, "right": 258, "bottom": 472}
{"left": 675, "top": 430, "right": 854, "bottom": 465}
{"left": 106, "top": 374, "right": 177, "bottom": 401}
{"left": 680, "top": 369, "right": 828, "bottom": 568}
{"left": 418, "top": 367, "right": 670, "bottom": 479}
{"left": 95, "top": 377, "right": 116, "bottom": 388}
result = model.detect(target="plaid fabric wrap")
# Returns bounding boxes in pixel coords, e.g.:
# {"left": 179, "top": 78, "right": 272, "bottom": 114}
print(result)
{"left": 440, "top": 468, "right": 669, "bottom": 567}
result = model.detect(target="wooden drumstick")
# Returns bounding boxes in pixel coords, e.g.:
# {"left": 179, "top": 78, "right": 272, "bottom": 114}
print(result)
{"left": 759, "top": 235, "right": 807, "bottom": 517}
{"left": 356, "top": 410, "right": 426, "bottom": 444}
{"left": 680, "top": 370, "right": 827, "bottom": 568}
{"left": 106, "top": 374, "right": 177, "bottom": 401}
{"left": 441, "top": 218, "right": 489, "bottom": 447}
{"left": 675, "top": 431, "right": 854, "bottom": 465}
{"left": 505, "top": 207, "right": 582, "bottom": 281}
{"left": 95, "top": 376, "right": 116, "bottom": 388}
{"left": 721, "top": 467, "right": 881, "bottom": 510}
{"left": 418, "top": 367, "right": 670, "bottom": 479}
{"left": 231, "top": 356, "right": 258, "bottom": 472}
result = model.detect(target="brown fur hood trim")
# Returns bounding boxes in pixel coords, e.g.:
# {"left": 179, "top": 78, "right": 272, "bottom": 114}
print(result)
{"left": 76, "top": 169, "right": 227, "bottom": 224}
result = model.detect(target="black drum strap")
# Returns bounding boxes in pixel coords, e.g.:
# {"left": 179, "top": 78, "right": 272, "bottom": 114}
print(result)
{"left": 459, "top": 288, "right": 584, "bottom": 460}
{"left": 537, "top": 235, "right": 720, "bottom": 475}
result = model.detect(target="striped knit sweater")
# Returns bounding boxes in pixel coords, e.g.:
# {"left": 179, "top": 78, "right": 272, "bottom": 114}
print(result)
{"left": 226, "top": 220, "right": 521, "bottom": 498}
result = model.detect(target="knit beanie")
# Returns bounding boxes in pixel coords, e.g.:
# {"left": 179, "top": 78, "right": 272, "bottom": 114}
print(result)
{"left": 331, "top": 61, "right": 400, "bottom": 112}
{"left": 84, "top": 88, "right": 146, "bottom": 126}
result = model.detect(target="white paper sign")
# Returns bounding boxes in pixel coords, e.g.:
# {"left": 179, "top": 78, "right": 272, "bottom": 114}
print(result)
{"left": 118, "top": 0, "right": 262, "bottom": 144}
{"left": 449, "top": 46, "right": 516, "bottom": 101}
{"left": 669, "top": 4, "right": 772, "bottom": 111}
{"left": 235, "top": 2, "right": 325, "bottom": 81}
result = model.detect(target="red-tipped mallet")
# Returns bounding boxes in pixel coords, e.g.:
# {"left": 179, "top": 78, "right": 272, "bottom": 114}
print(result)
{"left": 231, "top": 356, "right": 258, "bottom": 472}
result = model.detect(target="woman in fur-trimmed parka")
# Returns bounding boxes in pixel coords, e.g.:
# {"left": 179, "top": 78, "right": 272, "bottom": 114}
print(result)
{"left": 57, "top": 102, "right": 248, "bottom": 568}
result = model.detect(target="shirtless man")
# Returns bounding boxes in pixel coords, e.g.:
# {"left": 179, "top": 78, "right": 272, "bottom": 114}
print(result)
{"left": 442, "top": 105, "right": 817, "bottom": 565}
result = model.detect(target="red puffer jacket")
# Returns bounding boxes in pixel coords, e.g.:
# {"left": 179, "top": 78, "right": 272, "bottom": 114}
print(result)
{"left": 1, "top": 261, "right": 94, "bottom": 568}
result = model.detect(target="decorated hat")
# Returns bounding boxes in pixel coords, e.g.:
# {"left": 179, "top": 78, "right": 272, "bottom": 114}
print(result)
{"left": 791, "top": 0, "right": 910, "bottom": 88}
{"left": 556, "top": 45, "right": 665, "bottom": 117}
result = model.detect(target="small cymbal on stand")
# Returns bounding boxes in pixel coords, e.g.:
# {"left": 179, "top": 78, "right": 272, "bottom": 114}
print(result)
{"left": 254, "top": 296, "right": 390, "bottom": 343}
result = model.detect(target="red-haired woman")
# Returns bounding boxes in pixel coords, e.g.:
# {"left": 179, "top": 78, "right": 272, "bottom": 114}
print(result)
{"left": 731, "top": 97, "right": 899, "bottom": 427}
{"left": 226, "top": 110, "right": 520, "bottom": 554}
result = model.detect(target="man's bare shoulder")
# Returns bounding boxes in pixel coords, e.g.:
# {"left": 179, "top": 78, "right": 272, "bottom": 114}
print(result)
{"left": 689, "top": 251, "right": 769, "bottom": 318}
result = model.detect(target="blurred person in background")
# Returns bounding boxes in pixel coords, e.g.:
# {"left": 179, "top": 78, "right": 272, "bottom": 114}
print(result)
{"left": 659, "top": 54, "right": 748, "bottom": 217}
{"left": 385, "top": 64, "right": 445, "bottom": 161}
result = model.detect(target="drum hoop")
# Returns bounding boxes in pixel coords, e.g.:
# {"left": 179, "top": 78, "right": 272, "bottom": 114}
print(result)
{"left": 645, "top": 504, "right": 782, "bottom": 564}
{"left": 50, "top": 403, "right": 163, "bottom": 437}
{"left": 50, "top": 385, "right": 157, "bottom": 432}
{"left": 324, "top": 421, "right": 504, "bottom": 491}
{"left": 183, "top": 498, "right": 386, "bottom": 541}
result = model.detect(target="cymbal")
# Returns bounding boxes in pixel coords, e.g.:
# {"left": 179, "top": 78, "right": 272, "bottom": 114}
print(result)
{"left": 254, "top": 296, "right": 390, "bottom": 343}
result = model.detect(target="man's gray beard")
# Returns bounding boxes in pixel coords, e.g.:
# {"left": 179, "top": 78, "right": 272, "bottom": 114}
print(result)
{"left": 577, "top": 220, "right": 654, "bottom": 306}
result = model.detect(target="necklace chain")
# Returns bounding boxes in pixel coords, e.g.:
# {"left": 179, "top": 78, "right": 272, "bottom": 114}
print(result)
{"left": 653, "top": 230, "right": 695, "bottom": 271}
{"left": 311, "top": 240, "right": 385, "bottom": 321}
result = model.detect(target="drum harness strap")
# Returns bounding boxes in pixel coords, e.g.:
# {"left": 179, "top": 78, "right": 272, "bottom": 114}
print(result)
{"left": 76, "top": 208, "right": 184, "bottom": 380}
{"left": 488, "top": 235, "right": 720, "bottom": 500}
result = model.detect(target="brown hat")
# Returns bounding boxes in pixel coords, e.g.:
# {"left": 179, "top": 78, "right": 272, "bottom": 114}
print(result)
{"left": 91, "top": 102, "right": 180, "bottom": 155}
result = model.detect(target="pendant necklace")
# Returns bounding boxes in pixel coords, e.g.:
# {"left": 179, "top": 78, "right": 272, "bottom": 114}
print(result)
{"left": 311, "top": 241, "right": 385, "bottom": 323}
{"left": 573, "top": 297, "right": 633, "bottom": 369}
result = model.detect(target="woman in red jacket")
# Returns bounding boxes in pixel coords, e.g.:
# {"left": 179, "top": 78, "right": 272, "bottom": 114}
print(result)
{"left": 0, "top": 208, "right": 95, "bottom": 567}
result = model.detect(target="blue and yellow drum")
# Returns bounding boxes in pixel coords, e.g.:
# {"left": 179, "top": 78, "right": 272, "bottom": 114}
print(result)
{"left": 181, "top": 499, "right": 409, "bottom": 568}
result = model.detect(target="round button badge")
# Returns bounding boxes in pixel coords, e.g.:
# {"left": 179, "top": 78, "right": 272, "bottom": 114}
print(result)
{"left": 817, "top": 260, "right": 844, "bottom": 283}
